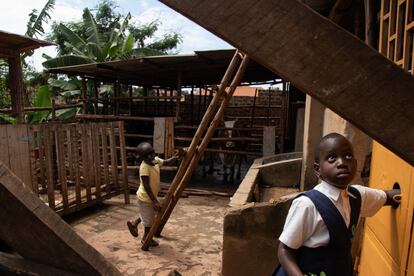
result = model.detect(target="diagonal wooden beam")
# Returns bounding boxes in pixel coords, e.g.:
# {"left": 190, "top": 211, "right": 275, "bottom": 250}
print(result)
{"left": 159, "top": 0, "right": 414, "bottom": 166}
{"left": 0, "top": 162, "right": 122, "bottom": 275}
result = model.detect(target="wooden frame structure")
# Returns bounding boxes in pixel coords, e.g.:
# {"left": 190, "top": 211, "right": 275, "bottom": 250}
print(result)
{"left": 0, "top": 121, "right": 129, "bottom": 216}
{"left": 47, "top": 50, "right": 291, "bottom": 158}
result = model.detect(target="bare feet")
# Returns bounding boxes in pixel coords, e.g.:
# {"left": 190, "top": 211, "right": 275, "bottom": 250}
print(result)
{"left": 127, "top": 221, "right": 138, "bottom": 237}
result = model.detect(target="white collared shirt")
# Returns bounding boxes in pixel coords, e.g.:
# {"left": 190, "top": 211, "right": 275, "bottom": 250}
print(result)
{"left": 279, "top": 181, "right": 387, "bottom": 249}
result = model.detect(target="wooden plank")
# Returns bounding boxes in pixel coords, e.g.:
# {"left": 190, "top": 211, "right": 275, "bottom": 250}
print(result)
{"left": 100, "top": 125, "right": 111, "bottom": 196}
{"left": 86, "top": 124, "right": 95, "bottom": 202}
{"left": 92, "top": 123, "right": 101, "bottom": 201}
{"left": 55, "top": 126, "right": 68, "bottom": 210}
{"left": 117, "top": 121, "right": 130, "bottom": 204}
{"left": 160, "top": 0, "right": 414, "bottom": 166}
{"left": 262, "top": 126, "right": 276, "bottom": 156}
{"left": 0, "top": 251, "right": 78, "bottom": 276}
{"left": 165, "top": 117, "right": 175, "bottom": 157}
{"left": 7, "top": 125, "right": 32, "bottom": 190}
{"left": 109, "top": 123, "right": 119, "bottom": 191}
{"left": 28, "top": 126, "right": 39, "bottom": 195}
{"left": 36, "top": 125, "right": 47, "bottom": 195}
{"left": 153, "top": 117, "right": 166, "bottom": 154}
{"left": 66, "top": 126, "right": 74, "bottom": 183}
{"left": 0, "top": 125, "right": 10, "bottom": 168}
{"left": 0, "top": 161, "right": 122, "bottom": 275}
{"left": 71, "top": 125, "right": 82, "bottom": 206}
{"left": 42, "top": 124, "right": 55, "bottom": 210}
{"left": 81, "top": 124, "right": 92, "bottom": 202}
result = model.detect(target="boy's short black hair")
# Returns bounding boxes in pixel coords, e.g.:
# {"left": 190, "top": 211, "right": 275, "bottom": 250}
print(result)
{"left": 314, "top": 132, "right": 348, "bottom": 163}
{"left": 136, "top": 142, "right": 152, "bottom": 163}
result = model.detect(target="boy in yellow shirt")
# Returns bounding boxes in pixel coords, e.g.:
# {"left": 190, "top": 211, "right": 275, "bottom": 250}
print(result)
{"left": 127, "top": 142, "right": 180, "bottom": 247}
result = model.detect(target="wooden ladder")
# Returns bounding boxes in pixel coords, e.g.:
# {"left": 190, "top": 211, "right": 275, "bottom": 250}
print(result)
{"left": 141, "top": 50, "right": 250, "bottom": 250}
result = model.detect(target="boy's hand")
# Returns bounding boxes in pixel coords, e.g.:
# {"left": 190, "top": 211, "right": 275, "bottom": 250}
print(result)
{"left": 175, "top": 148, "right": 186, "bottom": 159}
{"left": 152, "top": 200, "right": 161, "bottom": 211}
{"left": 385, "top": 189, "right": 402, "bottom": 208}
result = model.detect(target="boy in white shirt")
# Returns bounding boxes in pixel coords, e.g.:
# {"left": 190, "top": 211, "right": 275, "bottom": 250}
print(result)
{"left": 276, "top": 133, "right": 401, "bottom": 276}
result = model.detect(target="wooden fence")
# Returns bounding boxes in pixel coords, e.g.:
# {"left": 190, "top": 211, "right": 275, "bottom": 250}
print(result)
{"left": 0, "top": 122, "right": 129, "bottom": 215}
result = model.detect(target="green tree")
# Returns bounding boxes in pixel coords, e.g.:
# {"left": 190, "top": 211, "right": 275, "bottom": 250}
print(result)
{"left": 44, "top": 0, "right": 182, "bottom": 68}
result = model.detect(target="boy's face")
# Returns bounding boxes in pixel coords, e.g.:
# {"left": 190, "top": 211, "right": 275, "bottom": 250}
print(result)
{"left": 138, "top": 143, "right": 157, "bottom": 165}
{"left": 314, "top": 136, "right": 357, "bottom": 189}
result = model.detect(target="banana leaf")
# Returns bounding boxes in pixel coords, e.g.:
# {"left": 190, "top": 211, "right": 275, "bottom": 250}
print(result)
{"left": 0, "top": 113, "right": 17, "bottom": 124}
{"left": 26, "top": 85, "right": 52, "bottom": 124}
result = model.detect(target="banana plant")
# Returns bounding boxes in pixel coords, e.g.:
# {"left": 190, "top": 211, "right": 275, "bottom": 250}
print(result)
{"left": 43, "top": 8, "right": 134, "bottom": 68}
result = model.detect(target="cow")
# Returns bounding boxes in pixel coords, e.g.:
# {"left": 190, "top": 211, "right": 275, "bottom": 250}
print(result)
{"left": 218, "top": 119, "right": 246, "bottom": 184}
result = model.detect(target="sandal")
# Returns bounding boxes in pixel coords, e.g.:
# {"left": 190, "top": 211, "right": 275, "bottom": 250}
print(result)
{"left": 127, "top": 221, "right": 138, "bottom": 237}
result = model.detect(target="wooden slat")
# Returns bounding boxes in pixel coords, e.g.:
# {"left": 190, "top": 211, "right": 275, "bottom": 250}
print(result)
{"left": 42, "top": 124, "right": 55, "bottom": 210}
{"left": 0, "top": 125, "right": 10, "bottom": 168}
{"left": 0, "top": 161, "right": 122, "bottom": 275}
{"left": 29, "top": 126, "right": 39, "bottom": 195}
{"left": 71, "top": 125, "right": 82, "bottom": 206}
{"left": 37, "top": 127, "right": 47, "bottom": 195}
{"left": 92, "top": 124, "right": 101, "bottom": 201}
{"left": 100, "top": 126, "right": 111, "bottom": 196}
{"left": 165, "top": 117, "right": 175, "bottom": 157}
{"left": 7, "top": 125, "right": 32, "bottom": 189}
{"left": 108, "top": 123, "right": 119, "bottom": 191}
{"left": 160, "top": 0, "right": 414, "bottom": 166}
{"left": 81, "top": 124, "right": 92, "bottom": 202}
{"left": 66, "top": 127, "right": 74, "bottom": 183}
{"left": 117, "top": 121, "right": 130, "bottom": 204}
{"left": 55, "top": 126, "right": 68, "bottom": 210}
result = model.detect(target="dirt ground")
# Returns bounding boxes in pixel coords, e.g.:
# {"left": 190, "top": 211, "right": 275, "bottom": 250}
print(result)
{"left": 65, "top": 160, "right": 252, "bottom": 276}
{"left": 68, "top": 193, "right": 230, "bottom": 276}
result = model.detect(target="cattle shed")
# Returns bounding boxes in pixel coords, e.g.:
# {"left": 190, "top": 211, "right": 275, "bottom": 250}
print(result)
{"left": 46, "top": 49, "right": 305, "bottom": 163}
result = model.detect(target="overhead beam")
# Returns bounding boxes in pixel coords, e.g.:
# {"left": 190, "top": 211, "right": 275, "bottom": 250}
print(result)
{"left": 160, "top": 0, "right": 414, "bottom": 166}
{"left": 0, "top": 162, "right": 122, "bottom": 276}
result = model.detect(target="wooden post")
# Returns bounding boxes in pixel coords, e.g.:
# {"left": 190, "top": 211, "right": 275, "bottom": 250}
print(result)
{"left": 128, "top": 85, "right": 133, "bottom": 116}
{"left": 262, "top": 126, "right": 276, "bottom": 156}
{"left": 156, "top": 88, "right": 160, "bottom": 115}
{"left": 51, "top": 98, "right": 56, "bottom": 121}
{"left": 143, "top": 86, "right": 148, "bottom": 114}
{"left": 170, "top": 88, "right": 174, "bottom": 116}
{"left": 117, "top": 121, "right": 129, "bottom": 204}
{"left": 8, "top": 56, "right": 24, "bottom": 123}
{"left": 267, "top": 88, "right": 271, "bottom": 126}
{"left": 190, "top": 86, "right": 194, "bottom": 125}
{"left": 94, "top": 80, "right": 99, "bottom": 114}
{"left": 100, "top": 126, "right": 111, "bottom": 197}
{"left": 81, "top": 78, "right": 87, "bottom": 114}
{"left": 176, "top": 71, "right": 182, "bottom": 121}
{"left": 141, "top": 51, "right": 249, "bottom": 250}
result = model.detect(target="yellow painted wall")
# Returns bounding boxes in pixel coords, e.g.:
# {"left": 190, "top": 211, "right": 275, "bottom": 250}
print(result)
{"left": 358, "top": 142, "right": 414, "bottom": 275}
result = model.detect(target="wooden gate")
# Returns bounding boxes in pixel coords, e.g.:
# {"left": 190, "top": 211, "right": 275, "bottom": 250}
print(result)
{"left": 0, "top": 122, "right": 129, "bottom": 215}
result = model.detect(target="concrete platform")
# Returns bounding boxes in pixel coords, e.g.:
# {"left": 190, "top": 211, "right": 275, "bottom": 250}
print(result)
{"left": 67, "top": 194, "right": 229, "bottom": 275}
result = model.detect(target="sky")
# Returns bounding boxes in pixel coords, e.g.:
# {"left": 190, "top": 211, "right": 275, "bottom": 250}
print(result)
{"left": 0, "top": 0, "right": 233, "bottom": 70}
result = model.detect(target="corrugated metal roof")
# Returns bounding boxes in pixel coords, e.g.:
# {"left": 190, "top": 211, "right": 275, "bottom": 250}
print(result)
{"left": 0, "top": 30, "right": 53, "bottom": 57}
{"left": 46, "top": 49, "right": 280, "bottom": 87}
